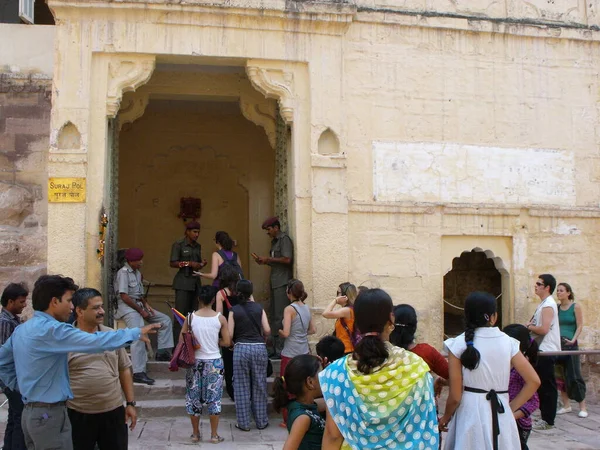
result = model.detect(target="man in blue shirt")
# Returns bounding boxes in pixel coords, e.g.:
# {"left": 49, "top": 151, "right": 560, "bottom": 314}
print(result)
{"left": 0, "top": 282, "right": 28, "bottom": 450}
{"left": 0, "top": 275, "right": 160, "bottom": 450}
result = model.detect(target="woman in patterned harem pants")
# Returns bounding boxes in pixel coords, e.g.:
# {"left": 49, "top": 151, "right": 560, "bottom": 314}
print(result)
{"left": 228, "top": 280, "right": 271, "bottom": 431}
{"left": 186, "top": 359, "right": 225, "bottom": 413}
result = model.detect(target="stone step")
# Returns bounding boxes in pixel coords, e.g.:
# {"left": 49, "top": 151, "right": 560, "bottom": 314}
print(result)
{"left": 134, "top": 377, "right": 276, "bottom": 400}
{"left": 136, "top": 397, "right": 275, "bottom": 418}
{"left": 146, "top": 362, "right": 185, "bottom": 379}
{"left": 146, "top": 359, "right": 282, "bottom": 378}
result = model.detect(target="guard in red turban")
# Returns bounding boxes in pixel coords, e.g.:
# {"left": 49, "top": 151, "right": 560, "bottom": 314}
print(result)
{"left": 124, "top": 247, "right": 144, "bottom": 262}
{"left": 254, "top": 215, "right": 294, "bottom": 358}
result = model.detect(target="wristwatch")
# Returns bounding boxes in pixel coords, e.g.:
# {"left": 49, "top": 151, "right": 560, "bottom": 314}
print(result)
{"left": 126, "top": 401, "right": 136, "bottom": 407}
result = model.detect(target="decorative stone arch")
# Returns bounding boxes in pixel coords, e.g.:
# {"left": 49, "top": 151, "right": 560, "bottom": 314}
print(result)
{"left": 246, "top": 63, "right": 295, "bottom": 124}
{"left": 106, "top": 56, "right": 156, "bottom": 118}
{"left": 442, "top": 246, "right": 511, "bottom": 338}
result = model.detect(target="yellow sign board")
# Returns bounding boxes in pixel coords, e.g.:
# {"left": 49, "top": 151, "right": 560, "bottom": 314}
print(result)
{"left": 48, "top": 178, "right": 86, "bottom": 203}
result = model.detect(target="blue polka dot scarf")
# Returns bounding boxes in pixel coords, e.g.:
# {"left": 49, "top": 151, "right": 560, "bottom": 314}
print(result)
{"left": 319, "top": 343, "right": 440, "bottom": 450}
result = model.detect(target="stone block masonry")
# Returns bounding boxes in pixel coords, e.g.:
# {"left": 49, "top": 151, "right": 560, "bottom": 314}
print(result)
{"left": 0, "top": 75, "right": 51, "bottom": 316}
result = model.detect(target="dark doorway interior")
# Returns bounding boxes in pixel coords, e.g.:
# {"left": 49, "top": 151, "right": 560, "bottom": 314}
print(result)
{"left": 443, "top": 250, "right": 503, "bottom": 338}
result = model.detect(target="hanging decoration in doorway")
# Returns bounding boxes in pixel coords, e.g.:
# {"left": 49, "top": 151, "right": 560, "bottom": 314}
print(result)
{"left": 97, "top": 210, "right": 109, "bottom": 262}
{"left": 178, "top": 197, "right": 201, "bottom": 221}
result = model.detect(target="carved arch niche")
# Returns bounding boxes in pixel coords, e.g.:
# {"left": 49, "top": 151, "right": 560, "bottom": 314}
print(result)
{"left": 49, "top": 121, "right": 86, "bottom": 164}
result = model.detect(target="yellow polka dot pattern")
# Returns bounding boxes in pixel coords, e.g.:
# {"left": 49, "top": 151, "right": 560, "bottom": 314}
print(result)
{"left": 345, "top": 345, "right": 430, "bottom": 418}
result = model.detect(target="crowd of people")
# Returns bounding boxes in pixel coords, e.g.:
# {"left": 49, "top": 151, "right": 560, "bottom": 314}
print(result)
{"left": 0, "top": 211, "right": 591, "bottom": 450}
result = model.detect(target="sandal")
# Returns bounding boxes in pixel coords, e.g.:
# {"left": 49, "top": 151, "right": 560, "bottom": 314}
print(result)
{"left": 235, "top": 424, "right": 250, "bottom": 432}
{"left": 190, "top": 433, "right": 201, "bottom": 443}
{"left": 211, "top": 435, "right": 225, "bottom": 443}
{"left": 257, "top": 423, "right": 269, "bottom": 430}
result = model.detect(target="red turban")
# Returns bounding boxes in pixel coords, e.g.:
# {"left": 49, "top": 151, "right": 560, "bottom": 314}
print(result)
{"left": 125, "top": 248, "right": 144, "bottom": 262}
{"left": 186, "top": 221, "right": 201, "bottom": 230}
{"left": 261, "top": 216, "right": 280, "bottom": 229}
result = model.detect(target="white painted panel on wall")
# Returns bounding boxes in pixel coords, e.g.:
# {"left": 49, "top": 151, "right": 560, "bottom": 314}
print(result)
{"left": 373, "top": 141, "right": 576, "bottom": 206}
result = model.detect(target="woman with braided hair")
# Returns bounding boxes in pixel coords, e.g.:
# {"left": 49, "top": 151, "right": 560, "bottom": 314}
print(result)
{"left": 320, "top": 289, "right": 439, "bottom": 450}
{"left": 440, "top": 292, "right": 540, "bottom": 450}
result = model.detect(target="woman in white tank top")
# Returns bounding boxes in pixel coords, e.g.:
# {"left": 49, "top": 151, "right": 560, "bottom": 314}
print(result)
{"left": 180, "top": 286, "right": 231, "bottom": 444}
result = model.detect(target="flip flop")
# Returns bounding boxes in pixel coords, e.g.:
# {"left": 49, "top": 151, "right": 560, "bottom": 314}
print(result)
{"left": 235, "top": 424, "right": 250, "bottom": 432}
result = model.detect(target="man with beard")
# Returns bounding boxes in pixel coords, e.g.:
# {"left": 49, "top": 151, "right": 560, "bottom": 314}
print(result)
{"left": 0, "top": 275, "right": 160, "bottom": 450}
{"left": 170, "top": 221, "right": 207, "bottom": 338}
{"left": 0, "top": 282, "right": 28, "bottom": 450}
{"left": 68, "top": 288, "right": 136, "bottom": 450}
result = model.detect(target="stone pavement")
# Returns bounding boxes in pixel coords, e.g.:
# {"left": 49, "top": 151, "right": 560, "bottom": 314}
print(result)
{"left": 128, "top": 416, "right": 287, "bottom": 449}
{"left": 1, "top": 401, "right": 600, "bottom": 449}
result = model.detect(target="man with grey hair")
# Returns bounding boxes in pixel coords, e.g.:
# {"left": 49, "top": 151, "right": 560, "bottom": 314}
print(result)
{"left": 68, "top": 288, "right": 136, "bottom": 450}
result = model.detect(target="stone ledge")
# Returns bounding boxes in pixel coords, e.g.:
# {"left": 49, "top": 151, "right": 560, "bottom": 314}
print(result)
{"left": 311, "top": 154, "right": 347, "bottom": 168}
{"left": 349, "top": 201, "right": 600, "bottom": 218}
{"left": 0, "top": 73, "right": 52, "bottom": 97}
{"left": 354, "top": 8, "right": 600, "bottom": 42}
{"left": 50, "top": 0, "right": 356, "bottom": 35}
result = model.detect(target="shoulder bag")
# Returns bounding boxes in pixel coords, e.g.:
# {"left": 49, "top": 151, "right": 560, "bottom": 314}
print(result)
{"left": 169, "top": 313, "right": 200, "bottom": 371}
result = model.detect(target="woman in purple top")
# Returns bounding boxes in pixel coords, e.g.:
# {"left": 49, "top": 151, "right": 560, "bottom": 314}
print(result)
{"left": 196, "top": 231, "right": 243, "bottom": 287}
{"left": 503, "top": 324, "right": 540, "bottom": 450}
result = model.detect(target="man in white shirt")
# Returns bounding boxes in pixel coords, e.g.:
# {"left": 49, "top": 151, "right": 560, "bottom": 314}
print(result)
{"left": 526, "top": 273, "right": 560, "bottom": 429}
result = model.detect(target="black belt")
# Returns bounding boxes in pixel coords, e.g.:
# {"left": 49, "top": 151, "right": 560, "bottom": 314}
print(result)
{"left": 464, "top": 387, "right": 508, "bottom": 450}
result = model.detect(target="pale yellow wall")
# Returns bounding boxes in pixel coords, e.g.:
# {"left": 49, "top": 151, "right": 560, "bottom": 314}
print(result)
{"left": 118, "top": 99, "right": 274, "bottom": 305}
{"left": 0, "top": 24, "right": 55, "bottom": 75}
{"left": 44, "top": 0, "right": 600, "bottom": 349}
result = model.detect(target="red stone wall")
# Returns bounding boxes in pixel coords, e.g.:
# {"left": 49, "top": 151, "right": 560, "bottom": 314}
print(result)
{"left": 0, "top": 74, "right": 50, "bottom": 306}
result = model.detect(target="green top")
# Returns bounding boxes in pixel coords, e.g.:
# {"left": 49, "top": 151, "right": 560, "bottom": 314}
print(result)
{"left": 170, "top": 238, "right": 202, "bottom": 291}
{"left": 558, "top": 303, "right": 577, "bottom": 340}
{"left": 286, "top": 401, "right": 325, "bottom": 450}
{"left": 269, "top": 231, "right": 294, "bottom": 288}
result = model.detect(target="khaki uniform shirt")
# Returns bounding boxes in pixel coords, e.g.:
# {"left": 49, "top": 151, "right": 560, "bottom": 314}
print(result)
{"left": 269, "top": 231, "right": 294, "bottom": 288}
{"left": 67, "top": 324, "right": 132, "bottom": 414}
{"left": 115, "top": 263, "right": 144, "bottom": 300}
{"left": 170, "top": 238, "right": 202, "bottom": 291}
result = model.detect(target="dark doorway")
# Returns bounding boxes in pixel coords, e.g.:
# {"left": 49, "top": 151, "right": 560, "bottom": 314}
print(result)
{"left": 443, "top": 249, "right": 503, "bottom": 338}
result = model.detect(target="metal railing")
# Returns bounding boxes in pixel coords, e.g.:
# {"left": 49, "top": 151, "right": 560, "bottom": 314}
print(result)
{"left": 538, "top": 350, "right": 600, "bottom": 357}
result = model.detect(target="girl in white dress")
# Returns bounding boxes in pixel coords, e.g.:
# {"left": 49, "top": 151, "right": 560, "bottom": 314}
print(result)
{"left": 439, "top": 292, "right": 540, "bottom": 450}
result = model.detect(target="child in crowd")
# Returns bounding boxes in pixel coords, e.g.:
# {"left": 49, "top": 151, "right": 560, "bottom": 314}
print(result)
{"left": 315, "top": 335, "right": 345, "bottom": 368}
{"left": 273, "top": 355, "right": 325, "bottom": 450}
{"left": 182, "top": 285, "right": 231, "bottom": 444}
{"left": 504, "top": 324, "right": 540, "bottom": 450}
